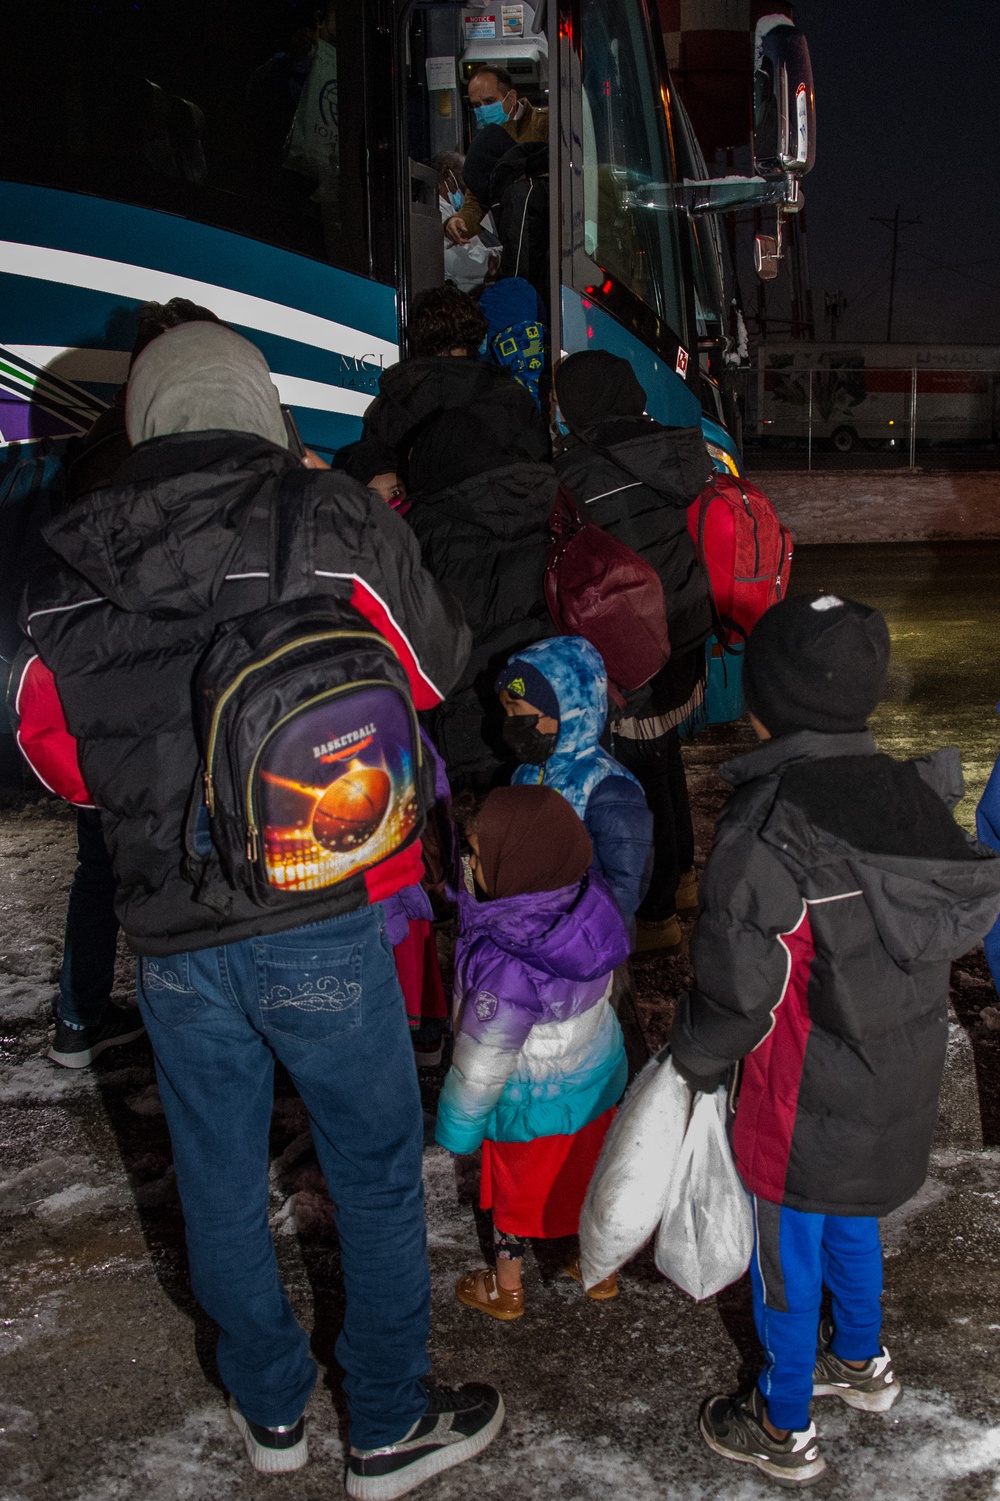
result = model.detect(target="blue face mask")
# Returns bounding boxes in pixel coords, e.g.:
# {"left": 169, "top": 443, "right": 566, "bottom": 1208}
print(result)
{"left": 474, "top": 97, "right": 510, "bottom": 128}
{"left": 449, "top": 190, "right": 464, "bottom": 212}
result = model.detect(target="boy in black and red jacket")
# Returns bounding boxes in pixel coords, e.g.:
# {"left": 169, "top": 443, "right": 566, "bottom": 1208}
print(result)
{"left": 671, "top": 593, "right": 1000, "bottom": 1488}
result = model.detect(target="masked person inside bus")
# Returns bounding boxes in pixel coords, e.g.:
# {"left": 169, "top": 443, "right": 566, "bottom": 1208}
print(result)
{"left": 19, "top": 322, "right": 507, "bottom": 1498}
{"left": 444, "top": 65, "right": 548, "bottom": 247}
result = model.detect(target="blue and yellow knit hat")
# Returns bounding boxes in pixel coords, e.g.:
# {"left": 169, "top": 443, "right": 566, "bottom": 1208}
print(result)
{"left": 495, "top": 658, "right": 561, "bottom": 721}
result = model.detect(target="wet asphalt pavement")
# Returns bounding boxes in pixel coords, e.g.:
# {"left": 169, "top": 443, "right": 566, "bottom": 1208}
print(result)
{"left": 3, "top": 541, "right": 1000, "bottom": 1500}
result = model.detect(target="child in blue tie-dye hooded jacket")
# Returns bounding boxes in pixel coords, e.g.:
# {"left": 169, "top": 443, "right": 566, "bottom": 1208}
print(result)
{"left": 495, "top": 636, "right": 653, "bottom": 925}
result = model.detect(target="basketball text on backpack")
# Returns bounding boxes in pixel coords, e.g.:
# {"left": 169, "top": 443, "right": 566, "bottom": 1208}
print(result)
{"left": 544, "top": 487, "right": 670, "bottom": 709}
{"left": 194, "top": 596, "right": 432, "bottom": 905}
{"left": 686, "top": 474, "right": 793, "bottom": 651}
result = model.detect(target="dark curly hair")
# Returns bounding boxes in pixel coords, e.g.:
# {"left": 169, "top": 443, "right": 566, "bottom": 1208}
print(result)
{"left": 130, "top": 297, "right": 225, "bottom": 367}
{"left": 407, "top": 284, "right": 487, "bottom": 358}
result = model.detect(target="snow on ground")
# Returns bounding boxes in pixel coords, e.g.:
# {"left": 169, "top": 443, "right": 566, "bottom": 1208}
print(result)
{"left": 3, "top": 760, "right": 1000, "bottom": 1498}
{"left": 748, "top": 468, "right": 1000, "bottom": 544}
{"left": 428, "top": 1390, "right": 1000, "bottom": 1501}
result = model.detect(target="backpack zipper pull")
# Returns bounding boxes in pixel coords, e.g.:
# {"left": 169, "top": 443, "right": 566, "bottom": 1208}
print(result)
{"left": 246, "top": 824, "right": 259, "bottom": 863}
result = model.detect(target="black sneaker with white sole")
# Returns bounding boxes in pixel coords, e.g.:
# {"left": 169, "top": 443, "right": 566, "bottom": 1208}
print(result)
{"left": 48, "top": 1008, "right": 146, "bottom": 1069}
{"left": 228, "top": 1397, "right": 308, "bottom": 1473}
{"left": 700, "top": 1386, "right": 826, "bottom": 1487}
{"left": 346, "top": 1380, "right": 504, "bottom": 1501}
{"left": 813, "top": 1317, "right": 902, "bottom": 1412}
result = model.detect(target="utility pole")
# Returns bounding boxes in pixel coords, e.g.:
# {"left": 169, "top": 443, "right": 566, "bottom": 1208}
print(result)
{"left": 869, "top": 206, "right": 921, "bottom": 342}
{"left": 824, "top": 290, "right": 847, "bottom": 340}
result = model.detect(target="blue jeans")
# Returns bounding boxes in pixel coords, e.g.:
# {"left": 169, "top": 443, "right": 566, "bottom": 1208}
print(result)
{"left": 750, "top": 1196, "right": 883, "bottom": 1432}
{"left": 136, "top": 905, "right": 430, "bottom": 1448}
{"left": 58, "top": 808, "right": 120, "bottom": 1027}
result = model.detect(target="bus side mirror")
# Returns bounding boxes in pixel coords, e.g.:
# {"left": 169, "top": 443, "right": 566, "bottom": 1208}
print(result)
{"left": 754, "top": 234, "right": 780, "bottom": 280}
{"left": 753, "top": 15, "right": 815, "bottom": 181}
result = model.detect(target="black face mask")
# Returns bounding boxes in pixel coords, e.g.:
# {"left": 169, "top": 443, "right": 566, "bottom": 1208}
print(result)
{"left": 502, "top": 712, "right": 558, "bottom": 765}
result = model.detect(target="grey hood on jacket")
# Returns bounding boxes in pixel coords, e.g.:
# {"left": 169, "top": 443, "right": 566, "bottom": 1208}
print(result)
{"left": 722, "top": 734, "right": 1000, "bottom": 972}
{"left": 671, "top": 730, "right": 1000, "bottom": 1217}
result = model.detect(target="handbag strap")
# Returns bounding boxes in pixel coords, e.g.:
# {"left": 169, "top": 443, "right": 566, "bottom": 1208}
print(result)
{"left": 547, "top": 482, "right": 584, "bottom": 546}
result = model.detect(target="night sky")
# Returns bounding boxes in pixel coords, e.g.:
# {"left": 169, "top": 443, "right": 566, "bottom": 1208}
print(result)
{"left": 777, "top": 0, "right": 1000, "bottom": 346}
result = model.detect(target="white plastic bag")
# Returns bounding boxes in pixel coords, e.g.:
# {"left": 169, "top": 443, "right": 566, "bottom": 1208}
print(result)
{"left": 654, "top": 1086, "right": 753, "bottom": 1301}
{"left": 578, "top": 1052, "right": 690, "bottom": 1289}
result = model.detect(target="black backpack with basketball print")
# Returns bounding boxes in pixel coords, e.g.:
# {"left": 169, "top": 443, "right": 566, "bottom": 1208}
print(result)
{"left": 193, "top": 594, "right": 434, "bottom": 906}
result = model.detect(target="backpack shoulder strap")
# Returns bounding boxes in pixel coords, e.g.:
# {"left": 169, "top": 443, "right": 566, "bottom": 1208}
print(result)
{"left": 229, "top": 467, "right": 311, "bottom": 605}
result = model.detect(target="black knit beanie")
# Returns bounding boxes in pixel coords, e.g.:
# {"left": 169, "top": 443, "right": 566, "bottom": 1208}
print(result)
{"left": 743, "top": 594, "right": 890, "bottom": 738}
{"left": 554, "top": 351, "right": 646, "bottom": 432}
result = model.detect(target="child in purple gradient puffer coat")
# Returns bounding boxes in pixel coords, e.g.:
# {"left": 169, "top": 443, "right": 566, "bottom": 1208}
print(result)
{"left": 435, "top": 783, "right": 631, "bottom": 1320}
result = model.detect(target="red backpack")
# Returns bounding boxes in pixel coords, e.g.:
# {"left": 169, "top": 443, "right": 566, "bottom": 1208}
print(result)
{"left": 545, "top": 486, "right": 671, "bottom": 708}
{"left": 687, "top": 474, "right": 794, "bottom": 649}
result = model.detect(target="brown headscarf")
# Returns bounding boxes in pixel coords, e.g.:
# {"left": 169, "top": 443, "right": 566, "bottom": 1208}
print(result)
{"left": 475, "top": 785, "right": 592, "bottom": 900}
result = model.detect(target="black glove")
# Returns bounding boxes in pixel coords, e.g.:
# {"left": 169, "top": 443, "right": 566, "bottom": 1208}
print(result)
{"left": 662, "top": 1046, "right": 726, "bottom": 1095}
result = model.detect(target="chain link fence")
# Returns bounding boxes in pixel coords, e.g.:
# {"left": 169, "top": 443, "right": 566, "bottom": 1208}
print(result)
{"left": 733, "top": 364, "right": 1000, "bottom": 470}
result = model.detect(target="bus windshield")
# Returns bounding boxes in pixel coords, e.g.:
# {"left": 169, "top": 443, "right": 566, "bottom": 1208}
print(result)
{"left": 577, "top": 0, "right": 686, "bottom": 342}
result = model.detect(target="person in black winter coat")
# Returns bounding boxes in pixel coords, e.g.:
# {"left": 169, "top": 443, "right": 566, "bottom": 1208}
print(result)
{"left": 552, "top": 351, "right": 713, "bottom": 954}
{"left": 406, "top": 406, "right": 556, "bottom": 790}
{"left": 362, "top": 284, "right": 549, "bottom": 466}
{"left": 20, "top": 322, "right": 505, "bottom": 1489}
{"left": 671, "top": 594, "right": 1000, "bottom": 1487}
{"left": 45, "top": 297, "right": 228, "bottom": 1071}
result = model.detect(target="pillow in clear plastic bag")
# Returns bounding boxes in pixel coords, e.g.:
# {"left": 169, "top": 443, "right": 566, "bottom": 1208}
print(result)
{"left": 578, "top": 1052, "right": 690, "bottom": 1289}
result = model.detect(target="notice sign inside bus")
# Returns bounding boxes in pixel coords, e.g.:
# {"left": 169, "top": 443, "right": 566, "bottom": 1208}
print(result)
{"left": 464, "top": 13, "right": 497, "bottom": 37}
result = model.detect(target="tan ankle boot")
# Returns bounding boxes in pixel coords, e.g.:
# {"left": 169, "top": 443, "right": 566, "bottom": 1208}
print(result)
{"left": 675, "top": 868, "right": 699, "bottom": 911}
{"left": 564, "top": 1260, "right": 619, "bottom": 1300}
{"left": 455, "top": 1267, "right": 525, "bottom": 1321}
{"left": 635, "top": 915, "right": 683, "bottom": 954}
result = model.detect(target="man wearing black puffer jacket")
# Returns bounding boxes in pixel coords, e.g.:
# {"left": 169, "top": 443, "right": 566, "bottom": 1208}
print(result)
{"left": 361, "top": 284, "right": 549, "bottom": 467}
{"left": 553, "top": 351, "right": 713, "bottom": 954}
{"left": 670, "top": 594, "right": 1000, "bottom": 1489}
{"left": 18, "top": 323, "right": 504, "bottom": 1500}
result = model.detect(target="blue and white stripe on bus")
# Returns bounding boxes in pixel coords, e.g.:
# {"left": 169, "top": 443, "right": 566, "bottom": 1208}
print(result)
{"left": 0, "top": 241, "right": 398, "bottom": 369}
{"left": 0, "top": 182, "right": 400, "bottom": 449}
{"left": 0, "top": 183, "right": 398, "bottom": 345}
{"left": 6, "top": 348, "right": 375, "bottom": 419}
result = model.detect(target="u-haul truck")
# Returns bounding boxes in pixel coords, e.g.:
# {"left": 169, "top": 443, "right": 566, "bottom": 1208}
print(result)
{"left": 756, "top": 343, "right": 1000, "bottom": 451}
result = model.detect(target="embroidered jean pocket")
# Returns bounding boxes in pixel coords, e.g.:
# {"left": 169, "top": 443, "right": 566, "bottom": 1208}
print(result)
{"left": 139, "top": 954, "right": 206, "bottom": 1026}
{"left": 254, "top": 939, "right": 363, "bottom": 1040}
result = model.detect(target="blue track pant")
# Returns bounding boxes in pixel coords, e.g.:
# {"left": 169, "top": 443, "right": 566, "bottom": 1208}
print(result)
{"left": 750, "top": 1196, "right": 884, "bottom": 1432}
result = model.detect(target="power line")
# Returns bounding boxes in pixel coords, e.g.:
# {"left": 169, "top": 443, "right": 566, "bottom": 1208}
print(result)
{"left": 869, "top": 207, "right": 922, "bottom": 341}
{"left": 898, "top": 248, "right": 999, "bottom": 294}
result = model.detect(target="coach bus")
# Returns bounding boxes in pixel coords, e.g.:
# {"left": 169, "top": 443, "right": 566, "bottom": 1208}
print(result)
{"left": 1, "top": 1, "right": 813, "bottom": 471}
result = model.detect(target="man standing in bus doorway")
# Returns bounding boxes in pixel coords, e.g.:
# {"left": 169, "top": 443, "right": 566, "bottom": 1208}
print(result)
{"left": 443, "top": 64, "right": 548, "bottom": 246}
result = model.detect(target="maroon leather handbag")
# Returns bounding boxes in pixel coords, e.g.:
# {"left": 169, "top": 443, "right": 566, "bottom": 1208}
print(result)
{"left": 544, "top": 486, "right": 671, "bottom": 708}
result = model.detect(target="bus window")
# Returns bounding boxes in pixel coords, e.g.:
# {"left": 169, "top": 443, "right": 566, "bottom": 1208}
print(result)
{"left": 3, "top": 0, "right": 374, "bottom": 279}
{"left": 578, "top": 0, "right": 687, "bottom": 343}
